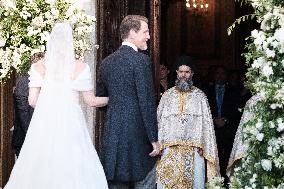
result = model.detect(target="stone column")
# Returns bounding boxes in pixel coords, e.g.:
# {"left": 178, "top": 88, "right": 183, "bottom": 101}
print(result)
{"left": 75, "top": 0, "right": 97, "bottom": 142}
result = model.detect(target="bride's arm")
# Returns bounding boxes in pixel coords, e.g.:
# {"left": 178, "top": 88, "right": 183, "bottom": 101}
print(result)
{"left": 28, "top": 87, "right": 41, "bottom": 108}
{"left": 82, "top": 91, "right": 108, "bottom": 107}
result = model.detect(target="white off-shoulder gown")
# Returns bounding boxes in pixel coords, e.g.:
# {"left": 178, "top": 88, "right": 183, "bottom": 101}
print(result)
{"left": 4, "top": 64, "right": 108, "bottom": 189}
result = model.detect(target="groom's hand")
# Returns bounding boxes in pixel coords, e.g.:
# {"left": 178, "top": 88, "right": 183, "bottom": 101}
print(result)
{"left": 149, "top": 142, "right": 161, "bottom": 157}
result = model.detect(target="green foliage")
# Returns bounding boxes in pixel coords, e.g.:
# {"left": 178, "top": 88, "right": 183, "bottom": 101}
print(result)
{"left": 227, "top": 14, "right": 256, "bottom": 36}
{"left": 271, "top": 0, "right": 284, "bottom": 7}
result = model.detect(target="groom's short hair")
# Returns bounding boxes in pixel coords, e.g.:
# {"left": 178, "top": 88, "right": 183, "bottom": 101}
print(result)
{"left": 120, "top": 15, "right": 148, "bottom": 40}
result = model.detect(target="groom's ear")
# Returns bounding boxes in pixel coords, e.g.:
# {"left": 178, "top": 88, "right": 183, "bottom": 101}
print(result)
{"left": 128, "top": 29, "right": 137, "bottom": 39}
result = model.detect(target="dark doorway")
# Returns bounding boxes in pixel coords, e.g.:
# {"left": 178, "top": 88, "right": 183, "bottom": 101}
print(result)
{"left": 95, "top": 0, "right": 257, "bottom": 150}
{"left": 158, "top": 0, "right": 257, "bottom": 88}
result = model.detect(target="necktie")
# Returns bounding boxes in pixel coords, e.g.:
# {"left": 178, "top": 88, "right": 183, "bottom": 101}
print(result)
{"left": 216, "top": 85, "right": 225, "bottom": 117}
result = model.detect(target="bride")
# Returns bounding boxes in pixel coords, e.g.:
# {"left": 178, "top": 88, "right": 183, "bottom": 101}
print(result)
{"left": 4, "top": 22, "right": 109, "bottom": 189}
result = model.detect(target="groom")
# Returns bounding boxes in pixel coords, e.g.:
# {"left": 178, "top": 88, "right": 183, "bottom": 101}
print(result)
{"left": 96, "top": 15, "right": 160, "bottom": 189}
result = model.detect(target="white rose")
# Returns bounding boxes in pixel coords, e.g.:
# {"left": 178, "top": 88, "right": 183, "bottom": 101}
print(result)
{"left": 279, "top": 15, "right": 284, "bottom": 27}
{"left": 249, "top": 177, "right": 256, "bottom": 183}
{"left": 262, "top": 65, "right": 273, "bottom": 77}
{"left": 256, "top": 133, "right": 264, "bottom": 141}
{"left": 261, "top": 13, "right": 273, "bottom": 31}
{"left": 31, "top": 49, "right": 41, "bottom": 55}
{"left": 45, "top": 0, "right": 55, "bottom": 4}
{"left": 251, "top": 29, "right": 259, "bottom": 38}
{"left": 269, "top": 121, "right": 275, "bottom": 128}
{"left": 261, "top": 159, "right": 272, "bottom": 171}
{"left": 277, "top": 122, "right": 284, "bottom": 132}
{"left": 40, "top": 31, "right": 50, "bottom": 43}
{"left": 0, "top": 36, "right": 6, "bottom": 47}
{"left": 40, "top": 45, "right": 45, "bottom": 52}
{"left": 253, "top": 31, "right": 266, "bottom": 46}
{"left": 251, "top": 0, "right": 260, "bottom": 8}
{"left": 20, "top": 11, "right": 31, "bottom": 20}
{"left": 273, "top": 159, "right": 282, "bottom": 168}
{"left": 256, "top": 121, "right": 263, "bottom": 130}
{"left": 254, "top": 38, "right": 263, "bottom": 46}
{"left": 32, "top": 16, "right": 45, "bottom": 27}
{"left": 27, "top": 26, "right": 36, "bottom": 36}
{"left": 250, "top": 128, "right": 258, "bottom": 136}
{"left": 271, "top": 40, "right": 279, "bottom": 48}
{"left": 270, "top": 104, "right": 277, "bottom": 109}
{"left": 265, "top": 49, "right": 275, "bottom": 58}
{"left": 1, "top": 0, "right": 16, "bottom": 9}
{"left": 274, "top": 27, "right": 284, "bottom": 43}
{"left": 277, "top": 118, "right": 283, "bottom": 123}
{"left": 66, "top": 5, "right": 76, "bottom": 18}
{"left": 282, "top": 60, "right": 284, "bottom": 68}
{"left": 262, "top": 41, "right": 268, "bottom": 49}
{"left": 51, "top": 8, "right": 59, "bottom": 17}
{"left": 252, "top": 59, "right": 262, "bottom": 68}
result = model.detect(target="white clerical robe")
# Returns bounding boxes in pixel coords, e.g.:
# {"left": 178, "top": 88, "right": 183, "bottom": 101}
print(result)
{"left": 156, "top": 86, "right": 219, "bottom": 189}
{"left": 226, "top": 94, "right": 261, "bottom": 176}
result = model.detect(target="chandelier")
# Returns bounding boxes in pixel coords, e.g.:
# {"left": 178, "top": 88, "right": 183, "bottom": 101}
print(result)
{"left": 185, "top": 0, "right": 209, "bottom": 16}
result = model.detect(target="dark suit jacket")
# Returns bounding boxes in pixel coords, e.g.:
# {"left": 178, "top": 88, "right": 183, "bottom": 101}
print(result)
{"left": 96, "top": 45, "right": 158, "bottom": 182}
{"left": 12, "top": 75, "right": 34, "bottom": 156}
{"left": 204, "top": 84, "right": 240, "bottom": 150}
{"left": 204, "top": 84, "right": 241, "bottom": 176}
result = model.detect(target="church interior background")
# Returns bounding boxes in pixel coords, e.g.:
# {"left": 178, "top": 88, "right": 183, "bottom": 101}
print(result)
{"left": 0, "top": 0, "right": 257, "bottom": 187}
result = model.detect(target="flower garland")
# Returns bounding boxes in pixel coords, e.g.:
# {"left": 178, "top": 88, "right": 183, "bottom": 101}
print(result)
{"left": 209, "top": 0, "right": 284, "bottom": 188}
{"left": 0, "top": 0, "right": 96, "bottom": 81}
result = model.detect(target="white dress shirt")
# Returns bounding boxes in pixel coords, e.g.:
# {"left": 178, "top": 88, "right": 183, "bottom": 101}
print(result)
{"left": 122, "top": 41, "right": 138, "bottom": 52}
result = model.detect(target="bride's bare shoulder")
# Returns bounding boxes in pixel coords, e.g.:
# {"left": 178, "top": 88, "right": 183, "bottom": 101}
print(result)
{"left": 75, "top": 59, "right": 86, "bottom": 70}
{"left": 33, "top": 61, "right": 45, "bottom": 77}
{"left": 73, "top": 59, "right": 87, "bottom": 79}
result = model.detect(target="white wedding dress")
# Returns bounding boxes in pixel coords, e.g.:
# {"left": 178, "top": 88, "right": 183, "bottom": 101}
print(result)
{"left": 4, "top": 23, "right": 109, "bottom": 189}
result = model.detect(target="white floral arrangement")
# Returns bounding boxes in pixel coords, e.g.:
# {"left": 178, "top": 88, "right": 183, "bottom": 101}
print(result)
{"left": 210, "top": 0, "right": 284, "bottom": 188}
{"left": 0, "top": 0, "right": 96, "bottom": 82}
{"left": 206, "top": 176, "right": 226, "bottom": 189}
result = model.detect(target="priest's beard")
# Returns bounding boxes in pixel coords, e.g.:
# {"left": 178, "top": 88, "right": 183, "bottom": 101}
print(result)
{"left": 175, "top": 77, "right": 193, "bottom": 92}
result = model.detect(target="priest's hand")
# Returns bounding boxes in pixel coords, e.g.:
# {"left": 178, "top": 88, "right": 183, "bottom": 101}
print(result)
{"left": 197, "top": 148, "right": 203, "bottom": 156}
{"left": 149, "top": 142, "right": 161, "bottom": 157}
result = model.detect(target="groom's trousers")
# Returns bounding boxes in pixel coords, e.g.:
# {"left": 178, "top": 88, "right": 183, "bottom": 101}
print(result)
{"left": 108, "top": 167, "right": 156, "bottom": 189}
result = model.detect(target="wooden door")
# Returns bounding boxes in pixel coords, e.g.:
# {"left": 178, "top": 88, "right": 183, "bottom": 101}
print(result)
{"left": 95, "top": 0, "right": 161, "bottom": 152}
{"left": 0, "top": 77, "right": 15, "bottom": 187}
